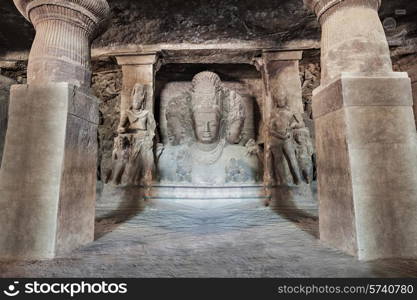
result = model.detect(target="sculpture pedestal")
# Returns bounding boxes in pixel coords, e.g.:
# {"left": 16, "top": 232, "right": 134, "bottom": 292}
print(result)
{"left": 313, "top": 72, "right": 417, "bottom": 260}
{"left": 0, "top": 83, "right": 99, "bottom": 260}
{"left": 150, "top": 184, "right": 266, "bottom": 209}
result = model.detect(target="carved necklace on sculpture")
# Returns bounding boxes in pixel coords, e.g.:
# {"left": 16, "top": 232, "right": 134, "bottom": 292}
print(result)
{"left": 191, "top": 139, "right": 226, "bottom": 165}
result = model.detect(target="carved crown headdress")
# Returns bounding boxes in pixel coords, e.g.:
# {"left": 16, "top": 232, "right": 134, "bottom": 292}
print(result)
{"left": 191, "top": 71, "right": 222, "bottom": 114}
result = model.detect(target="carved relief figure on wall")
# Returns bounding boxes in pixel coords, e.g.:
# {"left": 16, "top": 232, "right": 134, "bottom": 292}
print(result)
{"left": 225, "top": 90, "right": 245, "bottom": 145}
{"left": 106, "top": 83, "right": 156, "bottom": 186}
{"left": 105, "top": 135, "right": 130, "bottom": 185}
{"left": 268, "top": 96, "right": 304, "bottom": 186}
{"left": 158, "top": 71, "right": 261, "bottom": 185}
{"left": 293, "top": 127, "right": 315, "bottom": 184}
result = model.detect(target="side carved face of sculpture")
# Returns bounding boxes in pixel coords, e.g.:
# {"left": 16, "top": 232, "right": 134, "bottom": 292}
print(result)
{"left": 193, "top": 110, "right": 221, "bottom": 144}
{"left": 227, "top": 119, "right": 244, "bottom": 144}
{"left": 226, "top": 90, "right": 245, "bottom": 144}
{"left": 167, "top": 115, "right": 186, "bottom": 145}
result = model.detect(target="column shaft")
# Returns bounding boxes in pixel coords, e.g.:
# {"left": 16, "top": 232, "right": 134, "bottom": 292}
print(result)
{"left": 0, "top": 0, "right": 110, "bottom": 260}
{"left": 305, "top": 0, "right": 417, "bottom": 260}
{"left": 0, "top": 75, "right": 16, "bottom": 166}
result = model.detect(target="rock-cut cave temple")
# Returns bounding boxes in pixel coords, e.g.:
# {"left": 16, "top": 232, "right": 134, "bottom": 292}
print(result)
{"left": 1, "top": 0, "right": 417, "bottom": 277}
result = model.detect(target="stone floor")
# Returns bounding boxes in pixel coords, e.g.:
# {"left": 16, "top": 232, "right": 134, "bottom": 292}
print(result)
{"left": 1, "top": 185, "right": 417, "bottom": 277}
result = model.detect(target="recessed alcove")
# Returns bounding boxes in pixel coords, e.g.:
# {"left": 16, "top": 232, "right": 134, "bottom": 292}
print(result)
{"left": 151, "top": 63, "right": 266, "bottom": 207}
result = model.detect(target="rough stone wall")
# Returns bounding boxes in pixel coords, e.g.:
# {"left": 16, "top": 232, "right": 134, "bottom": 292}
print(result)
{"left": 0, "top": 61, "right": 27, "bottom": 84}
{"left": 2, "top": 0, "right": 417, "bottom": 55}
{"left": 91, "top": 61, "right": 122, "bottom": 180}
{"left": 96, "top": 0, "right": 318, "bottom": 48}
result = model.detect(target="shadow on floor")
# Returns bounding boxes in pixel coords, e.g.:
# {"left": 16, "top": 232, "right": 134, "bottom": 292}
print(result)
{"left": 368, "top": 259, "right": 417, "bottom": 277}
{"left": 94, "top": 184, "right": 147, "bottom": 239}
{"left": 268, "top": 184, "right": 319, "bottom": 238}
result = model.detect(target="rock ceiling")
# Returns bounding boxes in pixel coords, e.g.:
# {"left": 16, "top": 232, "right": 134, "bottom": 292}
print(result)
{"left": 0, "top": 0, "right": 416, "bottom": 56}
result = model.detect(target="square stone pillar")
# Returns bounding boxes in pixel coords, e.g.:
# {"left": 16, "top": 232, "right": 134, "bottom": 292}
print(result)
{"left": 261, "top": 51, "right": 304, "bottom": 115}
{"left": 0, "top": 83, "right": 99, "bottom": 260}
{"left": 408, "top": 66, "right": 417, "bottom": 128}
{"left": 313, "top": 72, "right": 417, "bottom": 260}
{"left": 256, "top": 51, "right": 304, "bottom": 185}
{"left": 0, "top": 75, "right": 16, "bottom": 166}
{"left": 116, "top": 53, "right": 160, "bottom": 115}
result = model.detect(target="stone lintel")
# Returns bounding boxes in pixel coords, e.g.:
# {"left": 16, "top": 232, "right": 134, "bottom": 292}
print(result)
{"left": 313, "top": 72, "right": 413, "bottom": 118}
{"left": 160, "top": 49, "right": 261, "bottom": 64}
{"left": 262, "top": 50, "right": 303, "bottom": 62}
{"left": 116, "top": 53, "right": 159, "bottom": 66}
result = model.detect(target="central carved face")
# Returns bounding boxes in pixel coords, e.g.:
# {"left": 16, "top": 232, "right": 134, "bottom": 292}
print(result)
{"left": 193, "top": 111, "right": 220, "bottom": 144}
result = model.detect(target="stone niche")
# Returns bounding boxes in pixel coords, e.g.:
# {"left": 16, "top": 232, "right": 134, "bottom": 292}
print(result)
{"left": 154, "top": 64, "right": 264, "bottom": 188}
{"left": 104, "top": 59, "right": 316, "bottom": 203}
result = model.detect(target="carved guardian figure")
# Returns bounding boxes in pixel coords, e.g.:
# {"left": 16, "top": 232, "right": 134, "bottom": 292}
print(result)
{"left": 107, "top": 83, "right": 156, "bottom": 186}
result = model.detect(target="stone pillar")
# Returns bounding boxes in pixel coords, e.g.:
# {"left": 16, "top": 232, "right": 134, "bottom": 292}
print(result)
{"left": 14, "top": 0, "right": 110, "bottom": 88}
{"left": 0, "top": 75, "right": 16, "bottom": 166}
{"left": 408, "top": 66, "right": 417, "bottom": 128}
{"left": 306, "top": 0, "right": 392, "bottom": 86}
{"left": 116, "top": 54, "right": 160, "bottom": 117}
{"left": 0, "top": 0, "right": 110, "bottom": 260}
{"left": 305, "top": 0, "right": 417, "bottom": 260}
{"left": 109, "top": 54, "right": 160, "bottom": 189}
{"left": 255, "top": 51, "right": 304, "bottom": 185}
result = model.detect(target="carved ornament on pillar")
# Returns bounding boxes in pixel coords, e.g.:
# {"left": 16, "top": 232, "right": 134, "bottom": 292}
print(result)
{"left": 13, "top": 0, "right": 110, "bottom": 87}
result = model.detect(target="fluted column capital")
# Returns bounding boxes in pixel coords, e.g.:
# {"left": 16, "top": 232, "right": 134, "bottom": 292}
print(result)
{"left": 13, "top": 0, "right": 110, "bottom": 87}
{"left": 304, "top": 0, "right": 381, "bottom": 23}
{"left": 14, "top": 0, "right": 110, "bottom": 39}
